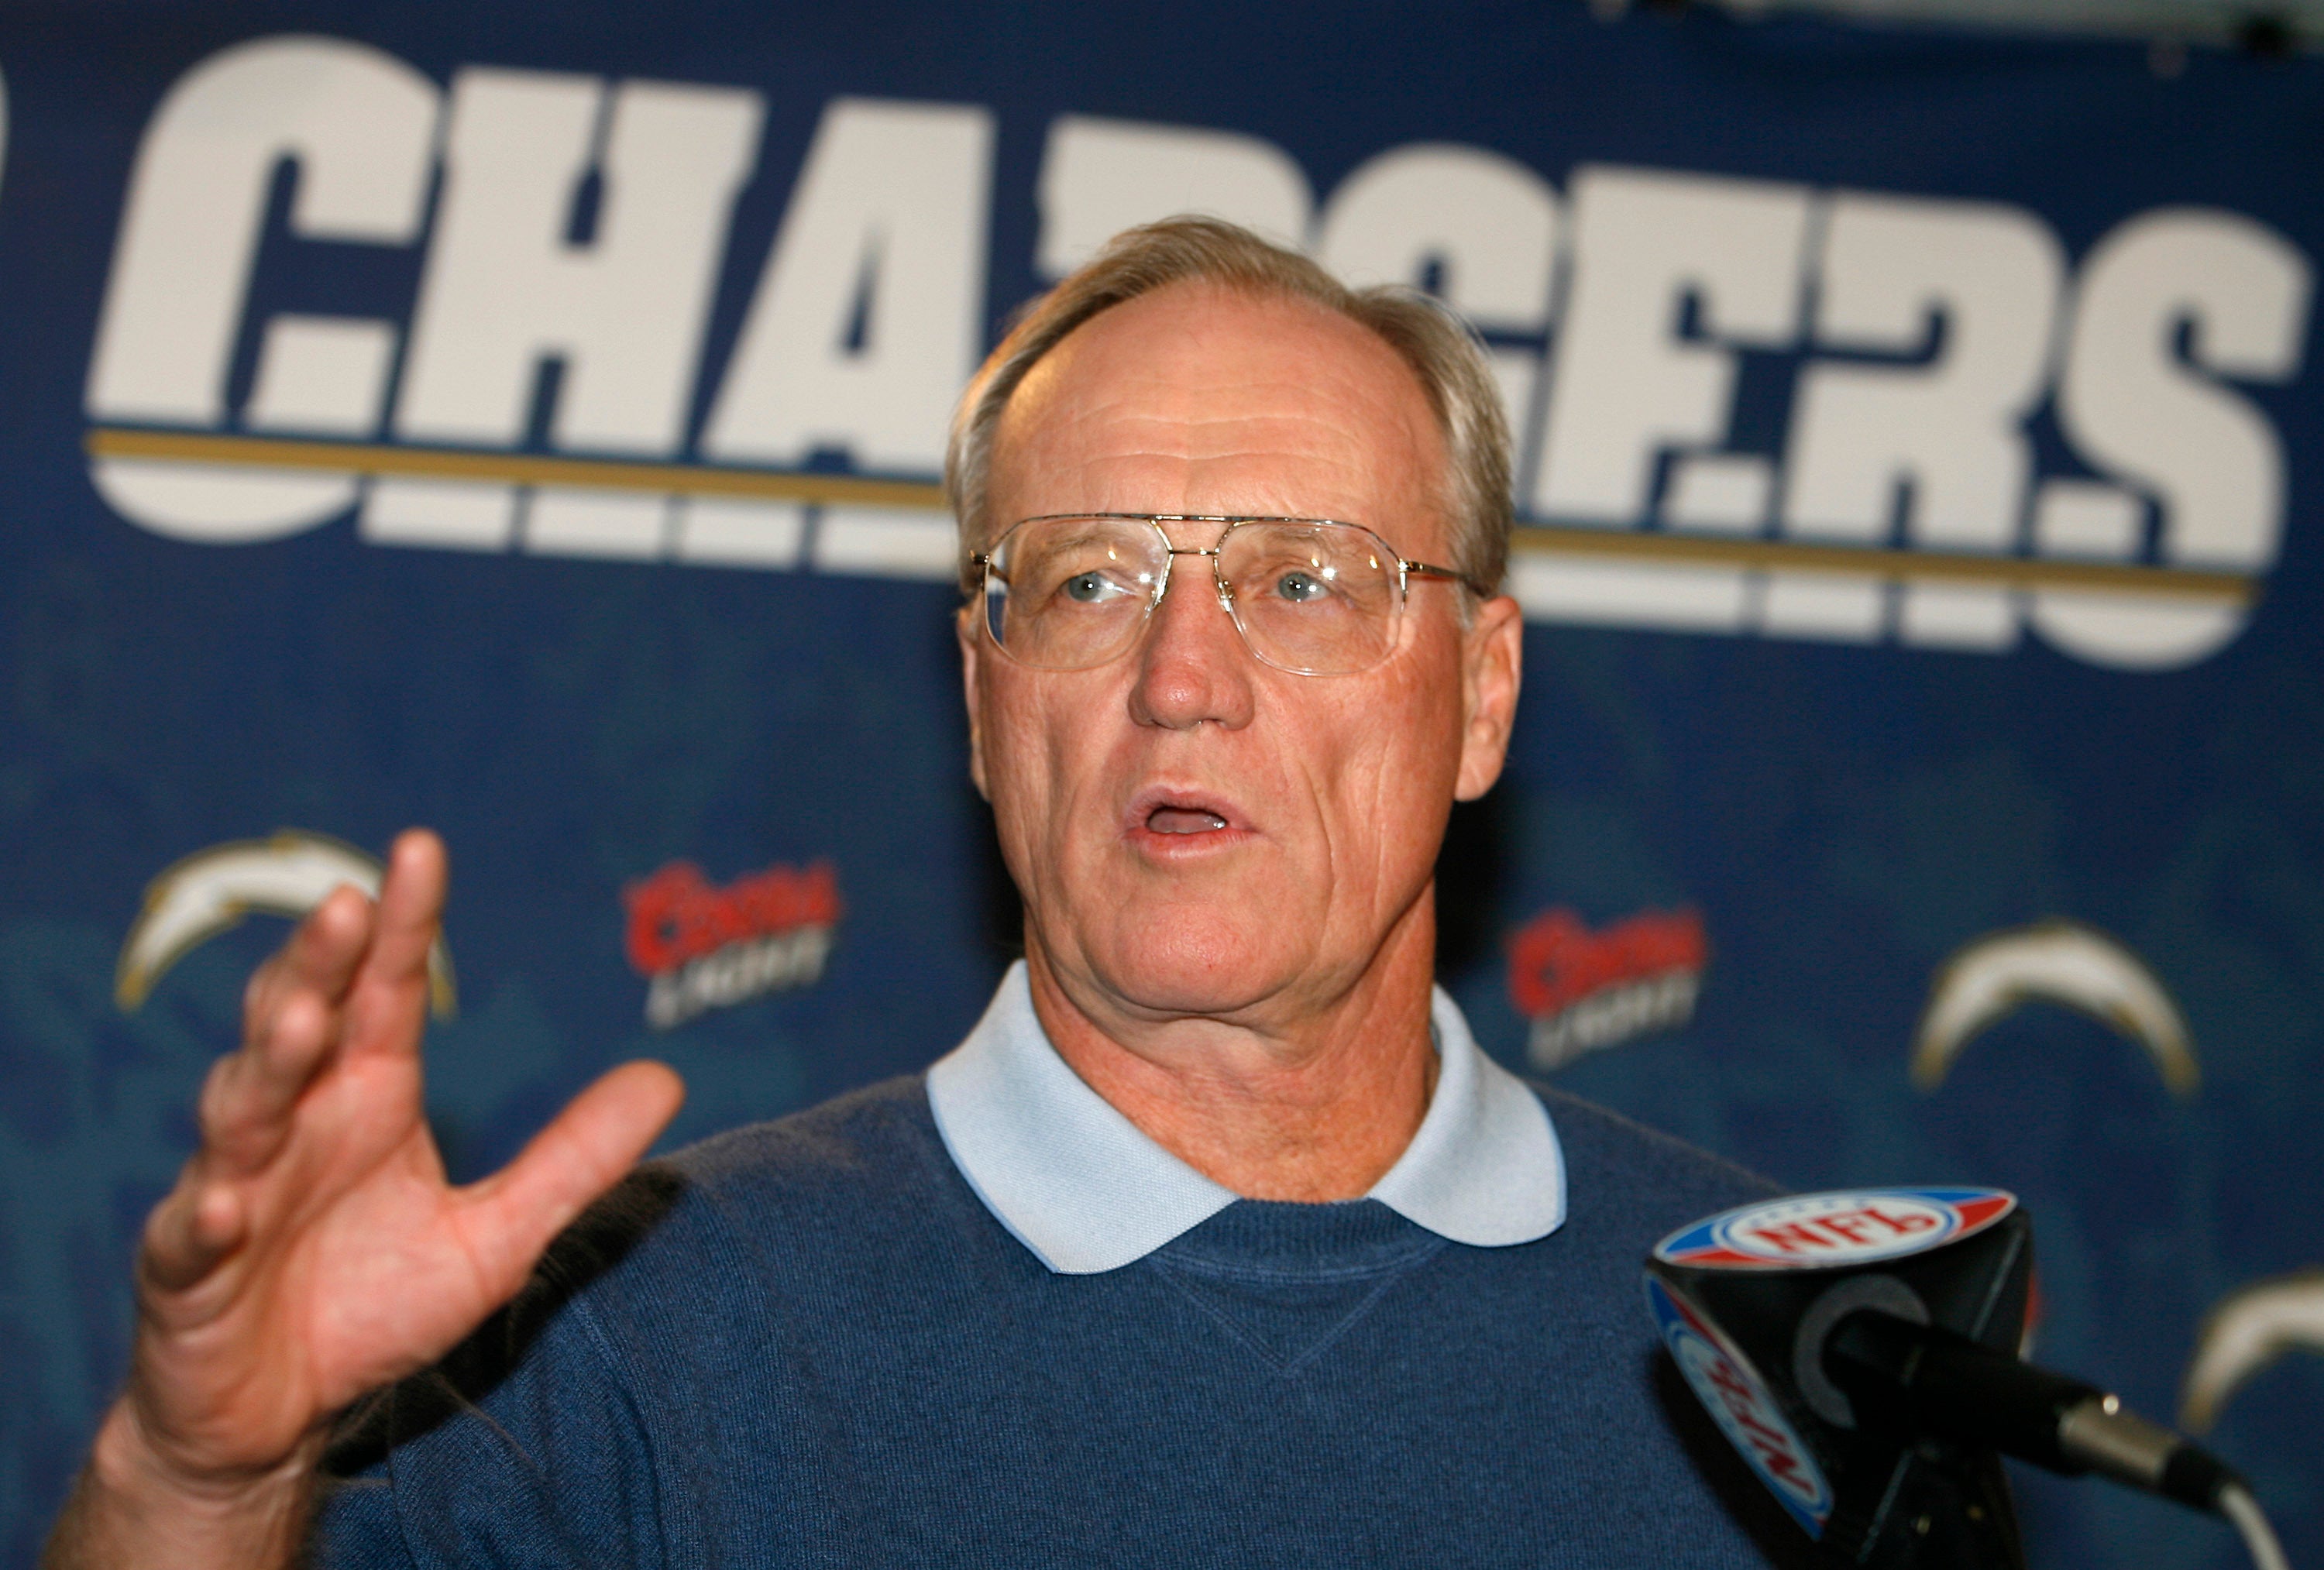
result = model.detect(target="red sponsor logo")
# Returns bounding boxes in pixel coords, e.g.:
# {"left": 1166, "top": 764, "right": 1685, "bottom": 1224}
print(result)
{"left": 623, "top": 859, "right": 841, "bottom": 1029}
{"left": 1506, "top": 906, "right": 1707, "bottom": 1070}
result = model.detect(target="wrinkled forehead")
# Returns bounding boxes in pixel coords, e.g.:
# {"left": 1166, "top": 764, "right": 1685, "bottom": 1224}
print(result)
{"left": 985, "top": 283, "right": 1452, "bottom": 558}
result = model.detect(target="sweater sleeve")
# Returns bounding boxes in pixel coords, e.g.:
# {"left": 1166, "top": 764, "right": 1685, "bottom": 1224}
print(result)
{"left": 309, "top": 1172, "right": 697, "bottom": 1570}
{"left": 311, "top": 1293, "right": 672, "bottom": 1570}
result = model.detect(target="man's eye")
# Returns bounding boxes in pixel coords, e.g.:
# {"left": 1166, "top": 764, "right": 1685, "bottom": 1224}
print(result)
{"left": 1062, "top": 571, "right": 1119, "bottom": 603}
{"left": 1273, "top": 570, "right": 1332, "bottom": 604}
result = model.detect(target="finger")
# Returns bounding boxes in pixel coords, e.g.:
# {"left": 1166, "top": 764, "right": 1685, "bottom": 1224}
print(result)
{"left": 339, "top": 830, "right": 448, "bottom": 1058}
{"left": 202, "top": 985, "right": 345, "bottom": 1174}
{"left": 453, "top": 1062, "right": 686, "bottom": 1298}
{"left": 201, "top": 884, "right": 378, "bottom": 1178}
{"left": 139, "top": 1165, "right": 249, "bottom": 1295}
{"left": 239, "top": 882, "right": 374, "bottom": 1048}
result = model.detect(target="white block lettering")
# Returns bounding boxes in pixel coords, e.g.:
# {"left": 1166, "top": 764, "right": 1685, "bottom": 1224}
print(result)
{"left": 1532, "top": 167, "right": 1811, "bottom": 527}
{"left": 525, "top": 487, "right": 671, "bottom": 558}
{"left": 1782, "top": 194, "right": 2063, "bottom": 551}
{"left": 1758, "top": 572, "right": 1886, "bottom": 642}
{"left": 1315, "top": 144, "right": 1559, "bottom": 437}
{"left": 2037, "top": 208, "right": 2312, "bottom": 667}
{"left": 397, "top": 71, "right": 763, "bottom": 455}
{"left": 359, "top": 477, "right": 518, "bottom": 551}
{"left": 2055, "top": 208, "right": 2309, "bottom": 570}
{"left": 703, "top": 99, "right": 993, "bottom": 473}
{"left": 1896, "top": 583, "right": 2019, "bottom": 651}
{"left": 673, "top": 497, "right": 808, "bottom": 568}
{"left": 1508, "top": 553, "right": 1751, "bottom": 633}
{"left": 87, "top": 37, "right": 436, "bottom": 539}
{"left": 812, "top": 504, "right": 961, "bottom": 580}
{"left": 1035, "top": 115, "right": 1310, "bottom": 279}
{"left": 90, "top": 462, "right": 363, "bottom": 545}
{"left": 246, "top": 317, "right": 399, "bottom": 436}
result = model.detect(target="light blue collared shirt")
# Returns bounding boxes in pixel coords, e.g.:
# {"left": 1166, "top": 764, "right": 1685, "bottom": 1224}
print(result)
{"left": 927, "top": 962, "right": 1567, "bottom": 1274}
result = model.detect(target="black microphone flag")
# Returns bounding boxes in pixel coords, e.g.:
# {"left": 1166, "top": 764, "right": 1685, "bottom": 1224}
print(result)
{"left": 1645, "top": 1187, "right": 2264, "bottom": 1569}
{"left": 1645, "top": 1187, "right": 2036, "bottom": 1569}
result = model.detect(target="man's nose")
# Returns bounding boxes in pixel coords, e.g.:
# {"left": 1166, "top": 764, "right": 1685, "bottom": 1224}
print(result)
{"left": 1126, "top": 555, "right": 1256, "bottom": 731}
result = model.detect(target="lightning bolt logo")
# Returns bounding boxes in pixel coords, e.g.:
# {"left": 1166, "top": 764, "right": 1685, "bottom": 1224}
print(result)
{"left": 1911, "top": 919, "right": 2197, "bottom": 1097}
{"left": 2181, "top": 1269, "right": 2324, "bottom": 1434}
{"left": 115, "top": 830, "right": 456, "bottom": 1016}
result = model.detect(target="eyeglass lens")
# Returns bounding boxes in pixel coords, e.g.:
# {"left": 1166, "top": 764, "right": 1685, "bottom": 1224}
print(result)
{"left": 983, "top": 517, "right": 1402, "bottom": 675}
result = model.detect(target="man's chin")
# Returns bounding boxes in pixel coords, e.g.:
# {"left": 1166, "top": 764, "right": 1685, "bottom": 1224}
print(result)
{"left": 1051, "top": 909, "right": 1314, "bottom": 1022}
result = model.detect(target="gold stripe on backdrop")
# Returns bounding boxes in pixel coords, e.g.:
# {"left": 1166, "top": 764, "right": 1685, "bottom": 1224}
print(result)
{"left": 85, "top": 426, "right": 2256, "bottom": 604}
{"left": 87, "top": 427, "right": 949, "bottom": 510}
{"left": 1506, "top": 524, "right": 2254, "bottom": 602}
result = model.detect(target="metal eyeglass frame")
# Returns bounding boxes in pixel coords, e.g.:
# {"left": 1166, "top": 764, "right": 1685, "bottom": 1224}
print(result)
{"left": 970, "top": 512, "right": 1487, "bottom": 676}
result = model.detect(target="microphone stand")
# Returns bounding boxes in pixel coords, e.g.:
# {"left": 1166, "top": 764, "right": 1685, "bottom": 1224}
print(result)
{"left": 1824, "top": 1311, "right": 2291, "bottom": 1570}
{"left": 1643, "top": 1188, "right": 2291, "bottom": 1570}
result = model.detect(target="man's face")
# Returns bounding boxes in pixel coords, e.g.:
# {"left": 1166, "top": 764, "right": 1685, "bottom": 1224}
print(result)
{"left": 961, "top": 281, "right": 1521, "bottom": 1029}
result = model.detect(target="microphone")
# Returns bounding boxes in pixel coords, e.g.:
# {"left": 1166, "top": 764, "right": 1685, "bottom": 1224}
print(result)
{"left": 1642, "top": 1188, "right": 2278, "bottom": 1570}
{"left": 1820, "top": 1305, "right": 2240, "bottom": 1513}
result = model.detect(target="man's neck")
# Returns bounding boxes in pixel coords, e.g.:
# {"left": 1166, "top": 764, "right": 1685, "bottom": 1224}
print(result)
{"left": 1022, "top": 910, "right": 1441, "bottom": 1203}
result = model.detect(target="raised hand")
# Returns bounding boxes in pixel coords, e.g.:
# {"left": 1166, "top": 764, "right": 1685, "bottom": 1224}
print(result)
{"left": 45, "top": 830, "right": 685, "bottom": 1569}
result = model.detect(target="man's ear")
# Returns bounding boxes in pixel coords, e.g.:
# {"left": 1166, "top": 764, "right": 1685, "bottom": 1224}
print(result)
{"left": 1454, "top": 593, "right": 1523, "bottom": 802}
{"left": 957, "top": 603, "right": 992, "bottom": 801}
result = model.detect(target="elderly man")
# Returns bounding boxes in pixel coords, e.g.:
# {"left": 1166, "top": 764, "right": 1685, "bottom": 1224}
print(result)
{"left": 47, "top": 219, "right": 1782, "bottom": 1568}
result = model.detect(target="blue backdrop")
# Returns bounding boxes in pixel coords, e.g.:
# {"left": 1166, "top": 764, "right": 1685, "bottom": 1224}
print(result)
{"left": 3, "top": 2, "right": 2321, "bottom": 1565}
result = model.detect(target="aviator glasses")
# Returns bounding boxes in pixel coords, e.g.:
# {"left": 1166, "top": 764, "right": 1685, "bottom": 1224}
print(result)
{"left": 974, "top": 514, "right": 1480, "bottom": 678}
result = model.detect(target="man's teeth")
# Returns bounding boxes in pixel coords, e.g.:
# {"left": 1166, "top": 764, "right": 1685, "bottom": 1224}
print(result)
{"left": 1148, "top": 807, "right": 1229, "bottom": 834}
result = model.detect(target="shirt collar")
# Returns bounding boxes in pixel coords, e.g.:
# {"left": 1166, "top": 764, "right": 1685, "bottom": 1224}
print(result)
{"left": 927, "top": 962, "right": 1566, "bottom": 1275}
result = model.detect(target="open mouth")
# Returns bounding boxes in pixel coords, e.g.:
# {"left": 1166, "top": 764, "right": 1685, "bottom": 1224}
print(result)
{"left": 1129, "top": 787, "right": 1241, "bottom": 840}
{"left": 1147, "top": 806, "right": 1229, "bottom": 835}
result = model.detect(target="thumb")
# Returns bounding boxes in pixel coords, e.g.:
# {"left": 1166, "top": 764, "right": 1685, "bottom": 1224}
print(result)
{"left": 452, "top": 1061, "right": 686, "bottom": 1300}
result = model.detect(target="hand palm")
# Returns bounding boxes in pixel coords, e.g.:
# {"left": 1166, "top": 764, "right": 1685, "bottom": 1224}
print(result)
{"left": 125, "top": 830, "right": 682, "bottom": 1479}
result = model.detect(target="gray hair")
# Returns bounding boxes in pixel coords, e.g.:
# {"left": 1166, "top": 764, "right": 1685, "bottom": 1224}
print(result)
{"left": 944, "top": 216, "right": 1512, "bottom": 598}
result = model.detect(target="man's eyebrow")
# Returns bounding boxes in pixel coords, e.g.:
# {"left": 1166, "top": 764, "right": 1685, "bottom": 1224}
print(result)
{"left": 1012, "top": 520, "right": 1143, "bottom": 561}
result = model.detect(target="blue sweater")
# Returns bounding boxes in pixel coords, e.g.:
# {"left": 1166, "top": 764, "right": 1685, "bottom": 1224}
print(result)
{"left": 318, "top": 1076, "right": 1802, "bottom": 1567}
